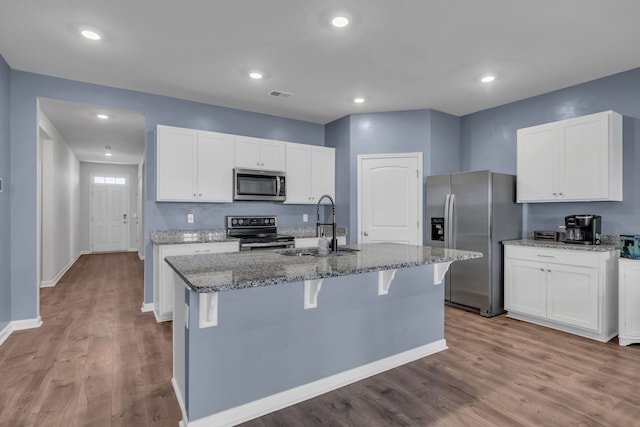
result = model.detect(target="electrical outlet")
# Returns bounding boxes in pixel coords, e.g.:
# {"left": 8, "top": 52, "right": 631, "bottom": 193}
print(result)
{"left": 187, "top": 213, "right": 194, "bottom": 223}
{"left": 303, "top": 214, "right": 308, "bottom": 222}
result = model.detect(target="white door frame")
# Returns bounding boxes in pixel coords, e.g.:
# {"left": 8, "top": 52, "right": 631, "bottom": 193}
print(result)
{"left": 357, "top": 152, "right": 423, "bottom": 245}
{"left": 90, "top": 177, "right": 130, "bottom": 253}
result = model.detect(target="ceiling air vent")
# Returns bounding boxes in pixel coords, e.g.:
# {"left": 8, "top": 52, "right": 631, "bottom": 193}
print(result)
{"left": 269, "top": 90, "right": 294, "bottom": 99}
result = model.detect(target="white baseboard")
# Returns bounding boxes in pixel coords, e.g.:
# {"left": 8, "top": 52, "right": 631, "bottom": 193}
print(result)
{"left": 172, "top": 377, "right": 188, "bottom": 425}
{"left": 128, "top": 248, "right": 138, "bottom": 253}
{"left": 140, "top": 302, "right": 154, "bottom": 313}
{"left": 0, "top": 323, "right": 11, "bottom": 347}
{"left": 80, "top": 250, "right": 91, "bottom": 255}
{"left": 138, "top": 252, "right": 145, "bottom": 261}
{"left": 0, "top": 317, "right": 43, "bottom": 347}
{"left": 185, "top": 339, "right": 448, "bottom": 427}
{"left": 40, "top": 253, "right": 81, "bottom": 288}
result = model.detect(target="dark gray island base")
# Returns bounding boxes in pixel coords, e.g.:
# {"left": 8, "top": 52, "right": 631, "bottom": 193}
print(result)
{"left": 166, "top": 243, "right": 481, "bottom": 427}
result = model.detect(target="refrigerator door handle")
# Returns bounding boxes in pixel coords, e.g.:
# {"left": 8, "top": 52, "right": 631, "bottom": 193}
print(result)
{"left": 444, "top": 194, "right": 451, "bottom": 249}
{"left": 448, "top": 194, "right": 455, "bottom": 249}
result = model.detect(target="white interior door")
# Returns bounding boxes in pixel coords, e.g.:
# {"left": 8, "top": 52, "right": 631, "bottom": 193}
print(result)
{"left": 358, "top": 153, "right": 422, "bottom": 245}
{"left": 92, "top": 183, "right": 129, "bottom": 252}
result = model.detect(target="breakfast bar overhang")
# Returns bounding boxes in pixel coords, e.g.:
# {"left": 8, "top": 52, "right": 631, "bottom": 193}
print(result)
{"left": 165, "top": 243, "right": 482, "bottom": 427}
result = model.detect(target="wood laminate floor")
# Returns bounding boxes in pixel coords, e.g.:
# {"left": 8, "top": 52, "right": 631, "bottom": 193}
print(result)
{"left": 2, "top": 253, "right": 640, "bottom": 426}
{"left": 0, "top": 253, "right": 181, "bottom": 427}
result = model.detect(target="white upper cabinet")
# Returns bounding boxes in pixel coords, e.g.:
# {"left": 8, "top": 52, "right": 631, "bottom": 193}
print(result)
{"left": 517, "top": 110, "right": 622, "bottom": 202}
{"left": 157, "top": 125, "right": 197, "bottom": 202}
{"left": 156, "top": 125, "right": 234, "bottom": 202}
{"left": 284, "top": 143, "right": 335, "bottom": 204}
{"left": 196, "top": 131, "right": 235, "bottom": 202}
{"left": 235, "top": 136, "right": 286, "bottom": 171}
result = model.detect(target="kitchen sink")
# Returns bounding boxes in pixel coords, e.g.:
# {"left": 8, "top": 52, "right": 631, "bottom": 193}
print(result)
{"left": 277, "top": 247, "right": 359, "bottom": 257}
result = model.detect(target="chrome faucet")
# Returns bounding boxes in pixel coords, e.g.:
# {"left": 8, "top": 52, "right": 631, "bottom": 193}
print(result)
{"left": 316, "top": 194, "right": 338, "bottom": 252}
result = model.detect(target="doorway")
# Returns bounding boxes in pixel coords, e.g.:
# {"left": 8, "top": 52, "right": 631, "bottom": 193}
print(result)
{"left": 357, "top": 153, "right": 423, "bottom": 245}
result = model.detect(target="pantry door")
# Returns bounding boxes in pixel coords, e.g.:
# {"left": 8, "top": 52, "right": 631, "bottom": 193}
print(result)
{"left": 358, "top": 153, "right": 423, "bottom": 245}
{"left": 91, "top": 183, "right": 129, "bottom": 252}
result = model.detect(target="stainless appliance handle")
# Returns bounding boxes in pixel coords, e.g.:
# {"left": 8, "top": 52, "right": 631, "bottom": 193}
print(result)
{"left": 276, "top": 177, "right": 282, "bottom": 196}
{"left": 241, "top": 241, "right": 295, "bottom": 250}
{"left": 444, "top": 194, "right": 450, "bottom": 249}
{"left": 448, "top": 194, "right": 455, "bottom": 249}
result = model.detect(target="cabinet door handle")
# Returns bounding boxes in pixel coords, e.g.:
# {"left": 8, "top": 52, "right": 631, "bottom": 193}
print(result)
{"left": 195, "top": 249, "right": 212, "bottom": 253}
{"left": 537, "top": 255, "right": 555, "bottom": 258}
{"left": 547, "top": 269, "right": 551, "bottom": 273}
{"left": 540, "top": 268, "right": 545, "bottom": 272}
{"left": 553, "top": 192, "right": 557, "bottom": 196}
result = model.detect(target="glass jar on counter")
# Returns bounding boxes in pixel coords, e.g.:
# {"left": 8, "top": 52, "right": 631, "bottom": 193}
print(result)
{"left": 557, "top": 225, "right": 567, "bottom": 242}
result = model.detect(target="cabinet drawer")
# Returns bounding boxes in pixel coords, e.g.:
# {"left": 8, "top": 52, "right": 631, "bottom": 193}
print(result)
{"left": 505, "top": 245, "right": 598, "bottom": 268}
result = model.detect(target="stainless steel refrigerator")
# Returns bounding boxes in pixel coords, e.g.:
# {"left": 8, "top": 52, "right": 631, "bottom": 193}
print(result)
{"left": 426, "top": 171, "right": 522, "bottom": 317}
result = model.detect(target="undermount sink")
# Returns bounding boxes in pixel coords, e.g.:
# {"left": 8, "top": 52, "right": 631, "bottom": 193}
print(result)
{"left": 277, "top": 247, "right": 359, "bottom": 257}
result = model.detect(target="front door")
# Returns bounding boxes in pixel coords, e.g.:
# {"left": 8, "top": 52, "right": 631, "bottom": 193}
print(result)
{"left": 91, "top": 183, "right": 129, "bottom": 252}
{"left": 358, "top": 153, "right": 422, "bottom": 245}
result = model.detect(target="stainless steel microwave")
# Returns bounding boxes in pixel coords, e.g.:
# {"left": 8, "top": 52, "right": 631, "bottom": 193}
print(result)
{"left": 233, "top": 168, "right": 286, "bottom": 201}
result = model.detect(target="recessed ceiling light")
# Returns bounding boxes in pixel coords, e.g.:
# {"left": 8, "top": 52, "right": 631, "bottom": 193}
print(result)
{"left": 80, "top": 29, "right": 102, "bottom": 41}
{"left": 353, "top": 97, "right": 365, "bottom": 104}
{"left": 105, "top": 145, "right": 112, "bottom": 156}
{"left": 331, "top": 16, "right": 350, "bottom": 28}
{"left": 249, "top": 71, "right": 263, "bottom": 80}
{"left": 480, "top": 75, "right": 496, "bottom": 83}
{"left": 96, "top": 114, "right": 109, "bottom": 120}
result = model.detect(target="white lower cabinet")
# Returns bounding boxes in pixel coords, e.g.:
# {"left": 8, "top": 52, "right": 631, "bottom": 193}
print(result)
{"left": 619, "top": 259, "right": 640, "bottom": 346}
{"left": 153, "top": 241, "right": 239, "bottom": 322}
{"left": 504, "top": 245, "right": 617, "bottom": 342}
{"left": 295, "top": 236, "right": 346, "bottom": 248}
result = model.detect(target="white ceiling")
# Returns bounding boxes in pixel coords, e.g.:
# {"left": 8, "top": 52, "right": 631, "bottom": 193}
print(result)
{"left": 2, "top": 0, "right": 640, "bottom": 128}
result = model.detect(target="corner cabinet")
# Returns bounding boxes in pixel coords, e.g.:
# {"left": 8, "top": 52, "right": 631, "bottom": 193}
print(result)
{"left": 504, "top": 245, "right": 618, "bottom": 342}
{"left": 516, "top": 110, "right": 622, "bottom": 202}
{"left": 619, "top": 259, "right": 640, "bottom": 346}
{"left": 153, "top": 241, "right": 239, "bottom": 322}
{"left": 235, "top": 136, "right": 286, "bottom": 172}
{"left": 285, "top": 143, "right": 335, "bottom": 204}
{"left": 156, "top": 125, "right": 235, "bottom": 202}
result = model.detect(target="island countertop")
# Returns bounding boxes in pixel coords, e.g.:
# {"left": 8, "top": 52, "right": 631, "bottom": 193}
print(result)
{"left": 165, "top": 243, "right": 482, "bottom": 293}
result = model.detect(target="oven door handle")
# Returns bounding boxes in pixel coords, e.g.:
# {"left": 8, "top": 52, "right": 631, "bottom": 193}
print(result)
{"left": 242, "top": 241, "right": 294, "bottom": 249}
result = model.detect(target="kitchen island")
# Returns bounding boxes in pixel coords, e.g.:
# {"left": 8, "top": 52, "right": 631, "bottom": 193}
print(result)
{"left": 165, "top": 243, "right": 481, "bottom": 427}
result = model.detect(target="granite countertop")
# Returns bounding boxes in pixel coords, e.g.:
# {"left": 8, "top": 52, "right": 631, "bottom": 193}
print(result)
{"left": 165, "top": 243, "right": 482, "bottom": 293}
{"left": 151, "top": 226, "right": 347, "bottom": 245}
{"left": 150, "top": 229, "right": 236, "bottom": 244}
{"left": 503, "top": 239, "right": 618, "bottom": 253}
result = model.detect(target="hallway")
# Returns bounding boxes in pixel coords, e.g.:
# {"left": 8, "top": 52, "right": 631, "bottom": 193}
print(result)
{"left": 0, "top": 253, "right": 181, "bottom": 426}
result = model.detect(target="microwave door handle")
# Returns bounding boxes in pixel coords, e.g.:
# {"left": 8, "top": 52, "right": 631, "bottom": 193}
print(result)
{"left": 276, "top": 177, "right": 281, "bottom": 196}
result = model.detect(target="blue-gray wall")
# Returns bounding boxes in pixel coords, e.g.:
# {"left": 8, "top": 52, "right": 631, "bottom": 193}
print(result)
{"left": 326, "top": 109, "right": 463, "bottom": 244}
{"left": 9, "top": 70, "right": 324, "bottom": 319}
{"left": 460, "top": 68, "right": 640, "bottom": 235}
{"left": 0, "top": 55, "right": 10, "bottom": 329}
{"left": 325, "top": 115, "right": 351, "bottom": 235}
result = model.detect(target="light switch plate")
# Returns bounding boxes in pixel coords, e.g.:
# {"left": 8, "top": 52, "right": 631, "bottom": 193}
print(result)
{"left": 187, "top": 213, "right": 194, "bottom": 223}
{"left": 303, "top": 214, "right": 308, "bottom": 222}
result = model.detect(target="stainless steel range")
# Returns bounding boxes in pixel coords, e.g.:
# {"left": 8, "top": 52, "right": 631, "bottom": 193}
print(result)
{"left": 226, "top": 216, "right": 295, "bottom": 251}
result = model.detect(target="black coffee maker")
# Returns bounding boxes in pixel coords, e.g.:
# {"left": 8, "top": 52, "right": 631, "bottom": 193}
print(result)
{"left": 564, "top": 214, "right": 602, "bottom": 245}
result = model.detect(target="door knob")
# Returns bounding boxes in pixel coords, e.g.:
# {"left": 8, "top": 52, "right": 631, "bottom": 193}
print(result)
{"left": 363, "top": 231, "right": 369, "bottom": 236}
